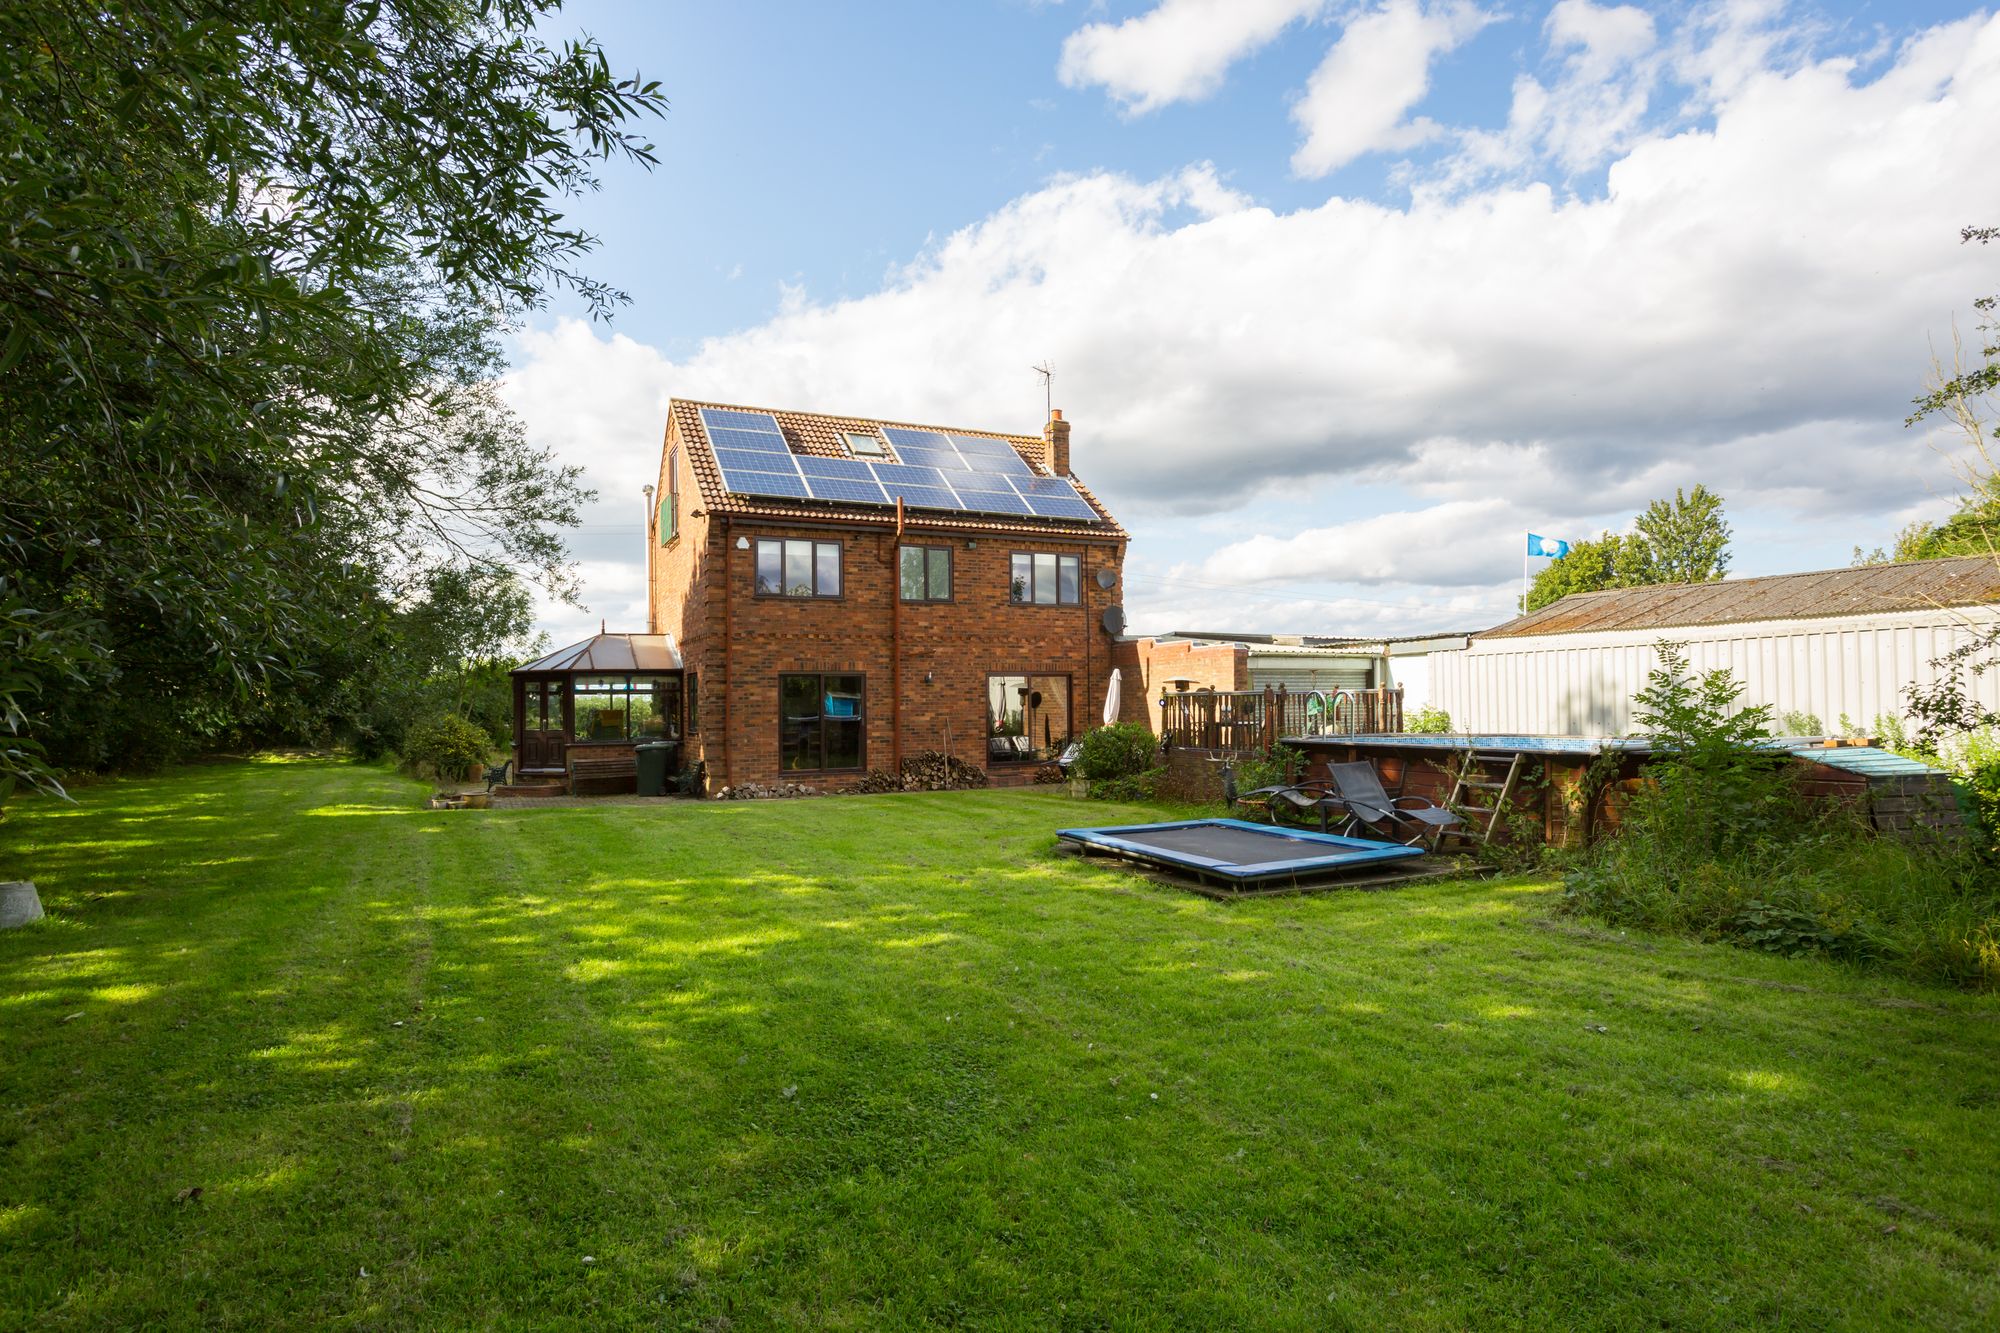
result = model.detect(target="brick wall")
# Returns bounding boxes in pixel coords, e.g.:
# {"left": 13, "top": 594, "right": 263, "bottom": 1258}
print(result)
{"left": 650, "top": 419, "right": 721, "bottom": 781}
{"left": 1111, "top": 638, "right": 1251, "bottom": 734}
{"left": 654, "top": 482, "right": 1126, "bottom": 791}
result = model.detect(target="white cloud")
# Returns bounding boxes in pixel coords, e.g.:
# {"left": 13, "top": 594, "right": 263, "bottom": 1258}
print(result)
{"left": 1058, "top": 0, "right": 1327, "bottom": 114}
{"left": 507, "top": 12, "right": 2000, "bottom": 636}
{"left": 1289, "top": 1, "right": 1496, "bottom": 177}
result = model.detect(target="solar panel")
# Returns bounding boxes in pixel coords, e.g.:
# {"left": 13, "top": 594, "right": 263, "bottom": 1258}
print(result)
{"left": 1008, "top": 473, "right": 1099, "bottom": 520}
{"left": 705, "top": 427, "right": 790, "bottom": 453}
{"left": 797, "top": 455, "right": 877, "bottom": 480}
{"left": 952, "top": 488, "right": 1033, "bottom": 516}
{"left": 893, "top": 446, "right": 963, "bottom": 470}
{"left": 805, "top": 476, "right": 891, "bottom": 505}
{"left": 700, "top": 408, "right": 785, "bottom": 433}
{"left": 1024, "top": 492, "right": 1100, "bottom": 521}
{"left": 950, "top": 433, "right": 1026, "bottom": 457}
{"left": 882, "top": 427, "right": 950, "bottom": 452}
{"left": 725, "top": 469, "right": 810, "bottom": 499}
{"left": 713, "top": 447, "right": 794, "bottom": 473}
{"left": 876, "top": 483, "right": 962, "bottom": 511}
{"left": 872, "top": 463, "right": 948, "bottom": 488}
{"left": 697, "top": 407, "right": 1099, "bottom": 522}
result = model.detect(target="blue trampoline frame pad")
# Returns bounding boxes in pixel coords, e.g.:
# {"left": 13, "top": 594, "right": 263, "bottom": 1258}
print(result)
{"left": 1056, "top": 818, "right": 1425, "bottom": 884}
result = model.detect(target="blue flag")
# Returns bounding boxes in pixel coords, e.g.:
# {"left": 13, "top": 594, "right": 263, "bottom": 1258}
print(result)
{"left": 1527, "top": 533, "right": 1570, "bottom": 558}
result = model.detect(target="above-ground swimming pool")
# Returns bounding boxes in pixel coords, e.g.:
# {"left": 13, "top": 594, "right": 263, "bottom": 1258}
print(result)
{"left": 1057, "top": 818, "right": 1426, "bottom": 889}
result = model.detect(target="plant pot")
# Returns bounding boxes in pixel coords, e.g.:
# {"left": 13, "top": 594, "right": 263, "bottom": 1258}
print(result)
{"left": 462, "top": 793, "right": 491, "bottom": 810}
{"left": 1068, "top": 777, "right": 1089, "bottom": 798}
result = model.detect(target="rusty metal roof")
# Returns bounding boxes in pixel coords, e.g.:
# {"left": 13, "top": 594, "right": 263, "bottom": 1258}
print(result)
{"left": 1480, "top": 556, "right": 2000, "bottom": 638}
{"left": 514, "top": 632, "right": 682, "bottom": 674}
{"left": 669, "top": 398, "right": 1124, "bottom": 539}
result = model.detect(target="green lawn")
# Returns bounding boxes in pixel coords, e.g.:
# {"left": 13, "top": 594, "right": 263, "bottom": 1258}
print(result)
{"left": 1, "top": 758, "right": 1996, "bottom": 1331}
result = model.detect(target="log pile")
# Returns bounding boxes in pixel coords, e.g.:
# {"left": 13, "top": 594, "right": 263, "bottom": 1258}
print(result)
{"left": 846, "top": 750, "right": 991, "bottom": 794}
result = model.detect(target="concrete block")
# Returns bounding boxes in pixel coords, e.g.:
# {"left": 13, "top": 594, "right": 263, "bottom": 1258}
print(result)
{"left": 0, "top": 881, "right": 44, "bottom": 928}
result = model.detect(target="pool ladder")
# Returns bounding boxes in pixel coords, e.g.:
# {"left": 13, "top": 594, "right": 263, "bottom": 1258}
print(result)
{"left": 1446, "top": 750, "right": 1527, "bottom": 844}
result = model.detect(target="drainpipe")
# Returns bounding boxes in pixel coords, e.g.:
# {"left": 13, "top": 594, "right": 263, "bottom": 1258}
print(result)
{"left": 720, "top": 515, "right": 733, "bottom": 789}
{"left": 642, "top": 484, "right": 656, "bottom": 633}
{"left": 888, "top": 499, "right": 905, "bottom": 770}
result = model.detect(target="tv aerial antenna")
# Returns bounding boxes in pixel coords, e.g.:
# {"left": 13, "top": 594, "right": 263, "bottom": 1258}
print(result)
{"left": 1030, "top": 360, "right": 1054, "bottom": 421}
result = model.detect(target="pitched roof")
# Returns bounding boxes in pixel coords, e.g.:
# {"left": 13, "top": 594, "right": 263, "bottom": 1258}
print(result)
{"left": 1479, "top": 555, "right": 2000, "bottom": 639}
{"left": 668, "top": 399, "right": 1123, "bottom": 538}
{"left": 514, "top": 632, "right": 682, "bottom": 674}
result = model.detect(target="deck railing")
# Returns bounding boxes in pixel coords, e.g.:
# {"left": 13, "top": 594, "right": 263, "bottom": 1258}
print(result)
{"left": 1157, "top": 685, "right": 1404, "bottom": 753}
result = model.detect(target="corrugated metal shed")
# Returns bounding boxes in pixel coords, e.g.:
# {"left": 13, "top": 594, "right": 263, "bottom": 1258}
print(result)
{"left": 1429, "top": 602, "right": 2000, "bottom": 736}
{"left": 1483, "top": 556, "right": 2000, "bottom": 638}
{"left": 514, "top": 633, "right": 682, "bottom": 674}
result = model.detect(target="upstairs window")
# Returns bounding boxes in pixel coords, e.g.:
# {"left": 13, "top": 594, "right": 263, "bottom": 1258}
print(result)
{"left": 899, "top": 545, "right": 952, "bottom": 602}
{"left": 756, "top": 538, "right": 842, "bottom": 598}
{"left": 1009, "top": 552, "right": 1081, "bottom": 606}
{"left": 843, "top": 431, "right": 889, "bottom": 458}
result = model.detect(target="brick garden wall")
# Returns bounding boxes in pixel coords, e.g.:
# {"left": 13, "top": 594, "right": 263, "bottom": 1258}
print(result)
{"left": 1111, "top": 638, "right": 1251, "bottom": 734}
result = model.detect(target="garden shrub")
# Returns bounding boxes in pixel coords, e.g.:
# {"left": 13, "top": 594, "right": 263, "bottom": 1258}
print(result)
{"left": 401, "top": 714, "right": 493, "bottom": 780}
{"left": 1777, "top": 709, "right": 1824, "bottom": 736}
{"left": 1407, "top": 705, "right": 1453, "bottom": 734}
{"left": 1232, "top": 745, "right": 1304, "bottom": 795}
{"left": 1561, "top": 641, "right": 2000, "bottom": 990}
{"left": 1072, "top": 723, "right": 1159, "bottom": 782}
{"left": 1936, "top": 726, "right": 2000, "bottom": 847}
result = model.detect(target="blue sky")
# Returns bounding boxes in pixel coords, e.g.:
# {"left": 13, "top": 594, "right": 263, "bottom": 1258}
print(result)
{"left": 502, "top": 1, "right": 2000, "bottom": 645}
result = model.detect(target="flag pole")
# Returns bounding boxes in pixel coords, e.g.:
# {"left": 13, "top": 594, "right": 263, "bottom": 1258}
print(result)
{"left": 1521, "top": 537, "right": 1528, "bottom": 614}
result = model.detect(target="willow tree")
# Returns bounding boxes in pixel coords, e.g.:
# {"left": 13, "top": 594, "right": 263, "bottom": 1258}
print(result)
{"left": 0, "top": 2, "right": 664, "bottom": 792}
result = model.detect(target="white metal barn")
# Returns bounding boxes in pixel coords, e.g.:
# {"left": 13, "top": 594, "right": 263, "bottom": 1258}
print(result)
{"left": 1429, "top": 556, "right": 2000, "bottom": 736}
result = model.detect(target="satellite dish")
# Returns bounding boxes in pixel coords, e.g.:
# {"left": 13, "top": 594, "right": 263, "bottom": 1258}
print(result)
{"left": 1095, "top": 567, "right": 1116, "bottom": 590}
{"left": 1101, "top": 604, "right": 1126, "bottom": 636}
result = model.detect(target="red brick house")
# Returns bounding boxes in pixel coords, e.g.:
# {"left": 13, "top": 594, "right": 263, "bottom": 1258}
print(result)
{"left": 511, "top": 399, "right": 1128, "bottom": 794}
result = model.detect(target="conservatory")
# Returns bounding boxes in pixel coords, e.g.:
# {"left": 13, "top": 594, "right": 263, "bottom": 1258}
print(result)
{"left": 509, "top": 631, "right": 684, "bottom": 783}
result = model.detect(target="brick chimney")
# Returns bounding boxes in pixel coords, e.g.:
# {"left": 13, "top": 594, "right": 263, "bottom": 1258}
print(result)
{"left": 1042, "top": 408, "right": 1071, "bottom": 477}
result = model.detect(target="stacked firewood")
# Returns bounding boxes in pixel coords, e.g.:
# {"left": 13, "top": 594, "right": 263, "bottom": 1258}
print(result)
{"left": 846, "top": 750, "right": 991, "bottom": 794}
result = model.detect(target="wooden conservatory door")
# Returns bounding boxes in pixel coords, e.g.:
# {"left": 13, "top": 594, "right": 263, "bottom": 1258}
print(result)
{"left": 521, "top": 679, "right": 568, "bottom": 771}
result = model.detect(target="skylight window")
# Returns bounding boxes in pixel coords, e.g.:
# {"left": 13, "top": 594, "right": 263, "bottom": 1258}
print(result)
{"left": 843, "top": 431, "right": 889, "bottom": 458}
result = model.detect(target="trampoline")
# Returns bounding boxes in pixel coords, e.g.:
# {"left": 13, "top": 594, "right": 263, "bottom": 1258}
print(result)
{"left": 1057, "top": 818, "right": 1426, "bottom": 892}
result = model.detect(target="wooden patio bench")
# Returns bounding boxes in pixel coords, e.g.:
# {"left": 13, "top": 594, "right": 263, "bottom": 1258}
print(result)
{"left": 567, "top": 755, "right": 638, "bottom": 796}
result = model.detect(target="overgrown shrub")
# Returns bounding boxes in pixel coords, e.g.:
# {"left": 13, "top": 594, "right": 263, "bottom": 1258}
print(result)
{"left": 1407, "top": 705, "right": 1453, "bottom": 734}
{"left": 1086, "top": 769, "right": 1165, "bottom": 802}
{"left": 1072, "top": 723, "right": 1158, "bottom": 781}
{"left": 1936, "top": 726, "right": 2000, "bottom": 847}
{"left": 1232, "top": 745, "right": 1304, "bottom": 795}
{"left": 1561, "top": 641, "right": 2000, "bottom": 990}
{"left": 400, "top": 714, "right": 493, "bottom": 781}
{"left": 1777, "top": 709, "right": 1824, "bottom": 736}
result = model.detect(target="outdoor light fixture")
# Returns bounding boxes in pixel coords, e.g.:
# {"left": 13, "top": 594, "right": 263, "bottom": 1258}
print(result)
{"left": 735, "top": 535, "right": 749, "bottom": 549}
{"left": 924, "top": 671, "right": 933, "bottom": 684}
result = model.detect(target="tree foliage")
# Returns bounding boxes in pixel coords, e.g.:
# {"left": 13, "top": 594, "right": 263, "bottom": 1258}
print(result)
{"left": 1628, "top": 485, "right": 1731, "bottom": 584}
{"left": 1899, "top": 224, "right": 2000, "bottom": 750}
{"left": 1522, "top": 487, "right": 1732, "bottom": 613}
{"left": 0, "top": 2, "right": 664, "bottom": 794}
